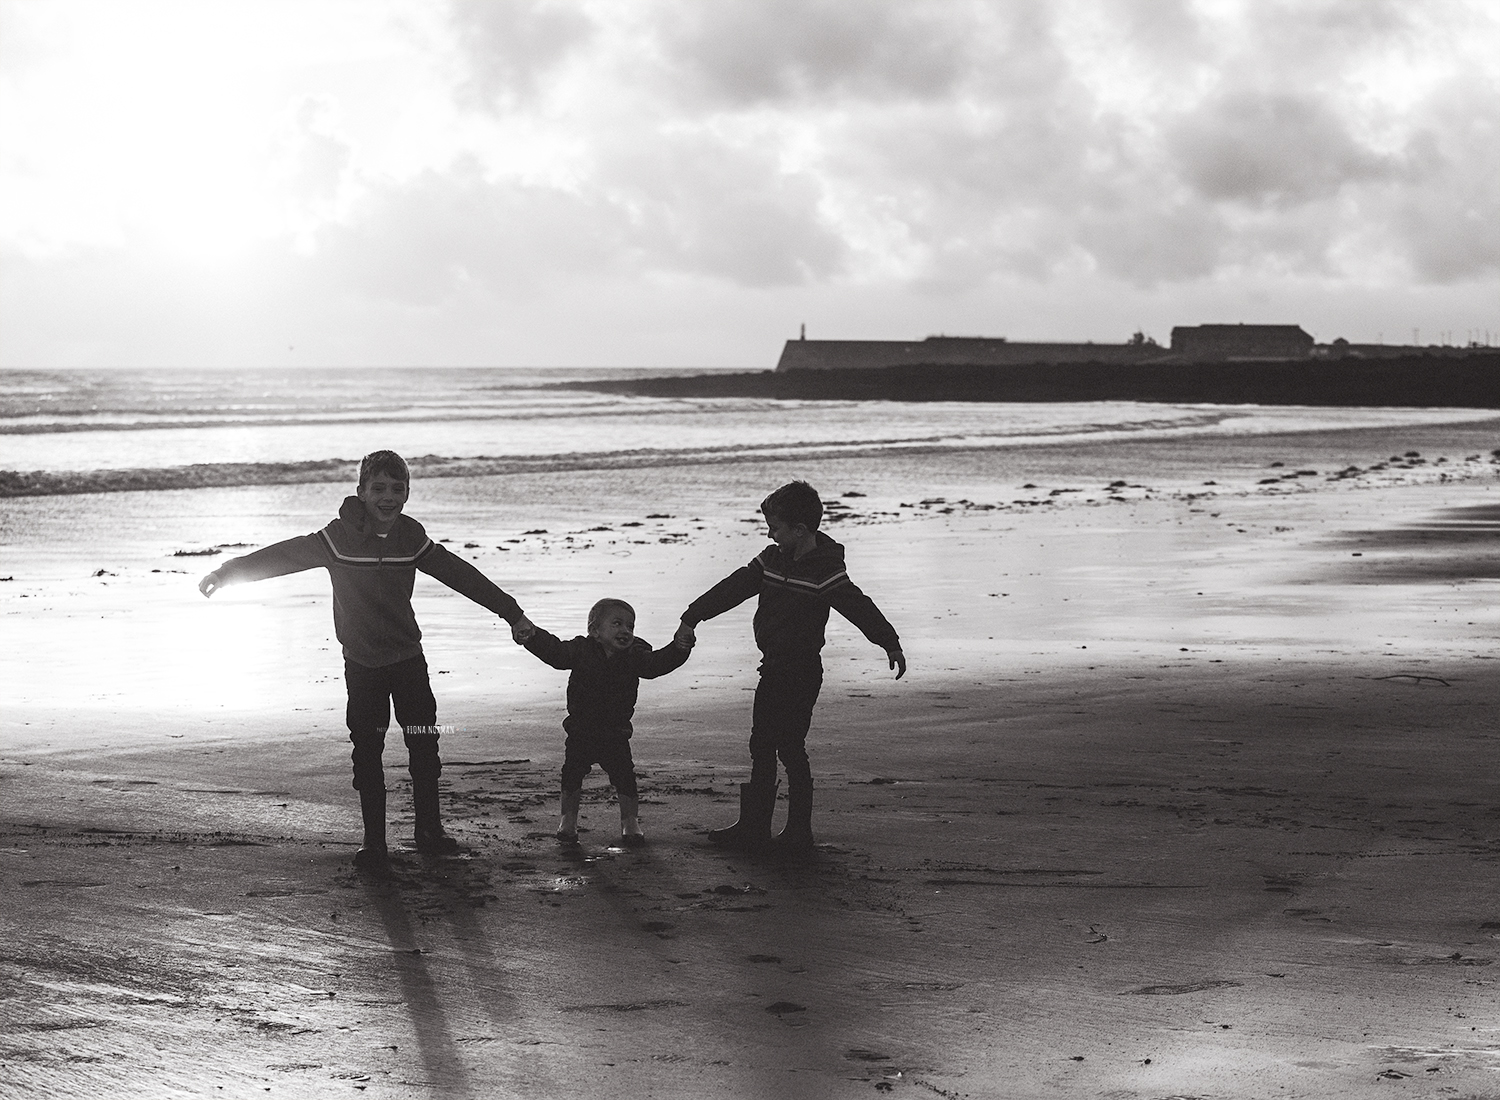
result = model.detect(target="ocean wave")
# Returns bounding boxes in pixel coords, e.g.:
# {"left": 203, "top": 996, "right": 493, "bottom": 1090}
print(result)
{"left": 0, "top": 444, "right": 971, "bottom": 496}
{"left": 0, "top": 418, "right": 1218, "bottom": 496}
{"left": 8, "top": 404, "right": 1494, "bottom": 496}
{"left": 0, "top": 399, "right": 687, "bottom": 435}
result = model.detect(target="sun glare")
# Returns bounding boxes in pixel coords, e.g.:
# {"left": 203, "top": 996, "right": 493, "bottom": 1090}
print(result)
{"left": 1, "top": 0, "right": 431, "bottom": 261}
{"left": 171, "top": 597, "right": 299, "bottom": 713}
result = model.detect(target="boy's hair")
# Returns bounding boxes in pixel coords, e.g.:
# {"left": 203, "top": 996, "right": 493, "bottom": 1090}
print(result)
{"left": 760, "top": 480, "right": 822, "bottom": 530}
{"left": 588, "top": 598, "right": 635, "bottom": 634}
{"left": 358, "top": 450, "right": 410, "bottom": 490}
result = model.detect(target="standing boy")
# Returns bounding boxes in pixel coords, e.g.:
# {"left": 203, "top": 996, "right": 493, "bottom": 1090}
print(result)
{"left": 514, "top": 598, "right": 693, "bottom": 846}
{"left": 676, "top": 480, "right": 905, "bottom": 854}
{"left": 198, "top": 450, "right": 532, "bottom": 870}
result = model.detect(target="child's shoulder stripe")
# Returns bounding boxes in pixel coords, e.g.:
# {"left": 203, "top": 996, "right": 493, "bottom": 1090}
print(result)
{"left": 761, "top": 565, "right": 850, "bottom": 593}
{"left": 318, "top": 529, "right": 431, "bottom": 566}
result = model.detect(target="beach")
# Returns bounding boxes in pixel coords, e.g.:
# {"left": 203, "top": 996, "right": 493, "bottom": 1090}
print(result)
{"left": 4, "top": 395, "right": 1500, "bottom": 1098}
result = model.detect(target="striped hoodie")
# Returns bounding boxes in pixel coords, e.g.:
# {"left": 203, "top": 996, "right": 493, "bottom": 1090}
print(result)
{"left": 214, "top": 496, "right": 523, "bottom": 668}
{"left": 683, "top": 530, "right": 899, "bottom": 663}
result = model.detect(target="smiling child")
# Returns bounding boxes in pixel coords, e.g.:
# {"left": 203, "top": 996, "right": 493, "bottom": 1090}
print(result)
{"left": 198, "top": 450, "right": 532, "bottom": 870}
{"left": 514, "top": 598, "right": 693, "bottom": 846}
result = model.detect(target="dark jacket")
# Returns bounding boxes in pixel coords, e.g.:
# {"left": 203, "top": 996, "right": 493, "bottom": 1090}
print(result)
{"left": 523, "top": 627, "right": 689, "bottom": 738}
{"left": 682, "top": 531, "right": 900, "bottom": 663}
{"left": 214, "top": 496, "right": 523, "bottom": 668}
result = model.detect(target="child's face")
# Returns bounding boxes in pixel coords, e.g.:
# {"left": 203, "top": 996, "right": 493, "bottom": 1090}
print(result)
{"left": 357, "top": 472, "right": 409, "bottom": 532}
{"left": 764, "top": 511, "right": 811, "bottom": 552}
{"left": 591, "top": 608, "right": 636, "bottom": 652}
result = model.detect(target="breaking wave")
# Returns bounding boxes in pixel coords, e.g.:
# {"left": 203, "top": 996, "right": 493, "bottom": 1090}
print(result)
{"left": 0, "top": 415, "right": 1235, "bottom": 497}
{"left": 5, "top": 364, "right": 1495, "bottom": 498}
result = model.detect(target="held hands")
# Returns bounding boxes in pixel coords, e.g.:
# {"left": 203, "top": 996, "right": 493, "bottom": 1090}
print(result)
{"left": 673, "top": 621, "right": 696, "bottom": 650}
{"left": 198, "top": 572, "right": 222, "bottom": 598}
{"left": 887, "top": 648, "right": 907, "bottom": 679}
{"left": 510, "top": 614, "right": 536, "bottom": 644}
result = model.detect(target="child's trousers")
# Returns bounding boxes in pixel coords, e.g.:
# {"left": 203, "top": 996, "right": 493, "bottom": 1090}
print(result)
{"left": 748, "top": 658, "right": 823, "bottom": 788}
{"left": 561, "top": 728, "right": 638, "bottom": 799}
{"left": 344, "top": 654, "right": 441, "bottom": 791}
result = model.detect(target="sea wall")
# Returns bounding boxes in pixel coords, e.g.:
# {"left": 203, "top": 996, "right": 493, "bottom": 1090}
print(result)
{"left": 776, "top": 336, "right": 1488, "bottom": 371}
{"left": 776, "top": 337, "right": 1165, "bottom": 371}
{"left": 567, "top": 354, "right": 1500, "bottom": 408}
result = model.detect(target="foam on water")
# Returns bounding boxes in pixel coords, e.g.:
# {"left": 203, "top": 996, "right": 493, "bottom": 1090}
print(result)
{"left": 3, "top": 368, "right": 1497, "bottom": 496}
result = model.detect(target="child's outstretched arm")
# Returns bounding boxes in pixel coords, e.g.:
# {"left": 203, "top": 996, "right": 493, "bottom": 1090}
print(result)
{"left": 627, "top": 630, "right": 694, "bottom": 680}
{"left": 678, "top": 562, "right": 762, "bottom": 636}
{"left": 416, "top": 543, "right": 529, "bottom": 629}
{"left": 827, "top": 578, "right": 906, "bottom": 679}
{"left": 517, "top": 623, "right": 579, "bottom": 670}
{"left": 197, "top": 535, "right": 329, "bottom": 598}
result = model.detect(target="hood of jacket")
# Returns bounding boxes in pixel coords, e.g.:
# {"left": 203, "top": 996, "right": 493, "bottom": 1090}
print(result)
{"left": 780, "top": 529, "right": 845, "bottom": 566}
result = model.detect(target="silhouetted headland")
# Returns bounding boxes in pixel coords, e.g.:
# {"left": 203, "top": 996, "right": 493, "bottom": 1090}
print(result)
{"left": 559, "top": 324, "right": 1499, "bottom": 407}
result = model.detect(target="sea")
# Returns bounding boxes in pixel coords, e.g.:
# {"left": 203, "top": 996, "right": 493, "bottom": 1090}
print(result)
{"left": 4, "top": 367, "right": 1496, "bottom": 496}
{"left": 3, "top": 366, "right": 1498, "bottom": 742}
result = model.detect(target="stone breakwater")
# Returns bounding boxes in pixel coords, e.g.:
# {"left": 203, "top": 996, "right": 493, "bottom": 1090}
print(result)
{"left": 558, "top": 352, "right": 1500, "bottom": 407}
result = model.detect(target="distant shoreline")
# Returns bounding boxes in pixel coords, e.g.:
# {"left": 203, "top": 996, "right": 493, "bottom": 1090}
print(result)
{"left": 558, "top": 353, "right": 1500, "bottom": 408}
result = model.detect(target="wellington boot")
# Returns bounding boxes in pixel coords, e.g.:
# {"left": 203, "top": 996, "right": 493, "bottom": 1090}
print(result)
{"left": 412, "top": 778, "right": 461, "bottom": 855}
{"left": 708, "top": 780, "right": 777, "bottom": 850}
{"left": 353, "top": 843, "right": 390, "bottom": 872}
{"left": 619, "top": 793, "right": 645, "bottom": 847}
{"left": 771, "top": 779, "right": 815, "bottom": 856}
{"left": 556, "top": 789, "right": 581, "bottom": 844}
{"left": 355, "top": 786, "right": 390, "bottom": 871}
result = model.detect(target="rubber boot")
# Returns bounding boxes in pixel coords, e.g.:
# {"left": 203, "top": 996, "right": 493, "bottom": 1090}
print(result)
{"left": 557, "top": 789, "right": 581, "bottom": 844}
{"left": 618, "top": 792, "right": 645, "bottom": 848}
{"left": 412, "top": 777, "right": 460, "bottom": 854}
{"left": 771, "top": 777, "right": 815, "bottom": 856}
{"left": 708, "top": 779, "right": 777, "bottom": 850}
{"left": 354, "top": 786, "right": 389, "bottom": 871}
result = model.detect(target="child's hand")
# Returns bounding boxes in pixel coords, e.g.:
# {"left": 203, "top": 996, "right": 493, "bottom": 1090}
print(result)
{"left": 511, "top": 615, "right": 536, "bottom": 644}
{"left": 674, "top": 622, "right": 696, "bottom": 649}
{"left": 887, "top": 648, "right": 906, "bottom": 679}
{"left": 198, "top": 572, "right": 222, "bottom": 598}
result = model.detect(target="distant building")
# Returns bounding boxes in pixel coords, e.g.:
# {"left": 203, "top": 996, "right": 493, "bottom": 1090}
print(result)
{"left": 769, "top": 323, "right": 1493, "bottom": 372}
{"left": 775, "top": 335, "right": 1167, "bottom": 372}
{"left": 1169, "top": 324, "right": 1314, "bottom": 359}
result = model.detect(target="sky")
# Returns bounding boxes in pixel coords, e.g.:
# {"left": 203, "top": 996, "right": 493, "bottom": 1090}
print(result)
{"left": 1, "top": 0, "right": 1497, "bottom": 369}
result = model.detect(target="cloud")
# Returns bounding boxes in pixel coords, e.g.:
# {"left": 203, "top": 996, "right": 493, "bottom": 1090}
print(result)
{"left": 1388, "top": 80, "right": 1500, "bottom": 282}
{"left": 449, "top": 0, "right": 595, "bottom": 109}
{"left": 599, "top": 132, "right": 847, "bottom": 287}
{"left": 653, "top": 0, "right": 979, "bottom": 106}
{"left": 3, "top": 0, "right": 1497, "bottom": 367}
{"left": 1079, "top": 203, "right": 1228, "bottom": 285}
{"left": 317, "top": 160, "right": 626, "bottom": 305}
{"left": 1168, "top": 92, "right": 1395, "bottom": 207}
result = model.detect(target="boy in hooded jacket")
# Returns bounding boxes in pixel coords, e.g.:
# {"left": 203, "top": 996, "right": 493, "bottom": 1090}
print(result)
{"left": 198, "top": 450, "right": 532, "bottom": 870}
{"left": 676, "top": 480, "right": 905, "bottom": 854}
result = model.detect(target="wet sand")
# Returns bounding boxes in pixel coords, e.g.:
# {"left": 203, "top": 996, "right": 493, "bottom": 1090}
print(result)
{"left": 4, "top": 429, "right": 1500, "bottom": 1098}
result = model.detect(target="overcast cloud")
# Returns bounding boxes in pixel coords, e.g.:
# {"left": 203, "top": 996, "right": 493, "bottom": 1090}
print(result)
{"left": 1, "top": 0, "right": 1495, "bottom": 367}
